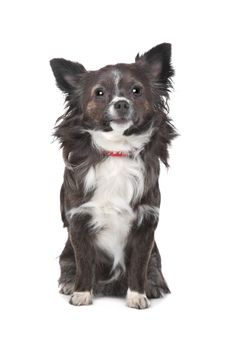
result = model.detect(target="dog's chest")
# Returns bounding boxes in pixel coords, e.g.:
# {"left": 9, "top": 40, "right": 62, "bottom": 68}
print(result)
{"left": 84, "top": 156, "right": 144, "bottom": 268}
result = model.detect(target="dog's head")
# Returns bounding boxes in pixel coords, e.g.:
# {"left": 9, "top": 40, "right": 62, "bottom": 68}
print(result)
{"left": 50, "top": 43, "right": 174, "bottom": 136}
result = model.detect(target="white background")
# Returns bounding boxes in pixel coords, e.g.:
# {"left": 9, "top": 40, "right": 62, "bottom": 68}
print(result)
{"left": 0, "top": 0, "right": 232, "bottom": 349}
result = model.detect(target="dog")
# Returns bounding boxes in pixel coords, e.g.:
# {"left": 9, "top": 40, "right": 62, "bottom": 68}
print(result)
{"left": 50, "top": 43, "right": 177, "bottom": 309}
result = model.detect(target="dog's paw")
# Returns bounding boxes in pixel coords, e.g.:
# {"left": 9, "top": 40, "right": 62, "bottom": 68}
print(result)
{"left": 146, "top": 280, "right": 170, "bottom": 299}
{"left": 69, "top": 291, "right": 93, "bottom": 306}
{"left": 59, "top": 282, "right": 75, "bottom": 295}
{"left": 126, "top": 289, "right": 150, "bottom": 309}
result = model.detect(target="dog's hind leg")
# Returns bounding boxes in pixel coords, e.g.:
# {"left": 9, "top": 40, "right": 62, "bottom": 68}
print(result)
{"left": 59, "top": 238, "right": 76, "bottom": 295}
{"left": 145, "top": 241, "right": 170, "bottom": 298}
{"left": 58, "top": 184, "right": 76, "bottom": 294}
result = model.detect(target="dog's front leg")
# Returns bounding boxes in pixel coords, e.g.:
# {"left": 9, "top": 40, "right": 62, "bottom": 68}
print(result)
{"left": 68, "top": 213, "right": 95, "bottom": 306}
{"left": 126, "top": 209, "right": 158, "bottom": 309}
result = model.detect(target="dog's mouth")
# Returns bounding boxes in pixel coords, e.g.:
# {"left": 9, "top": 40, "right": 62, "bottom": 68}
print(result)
{"left": 102, "top": 116, "right": 133, "bottom": 133}
{"left": 110, "top": 120, "right": 133, "bottom": 134}
{"left": 103, "top": 104, "right": 135, "bottom": 130}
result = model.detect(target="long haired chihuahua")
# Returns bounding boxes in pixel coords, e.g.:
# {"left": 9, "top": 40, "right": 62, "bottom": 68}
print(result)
{"left": 50, "top": 43, "right": 177, "bottom": 309}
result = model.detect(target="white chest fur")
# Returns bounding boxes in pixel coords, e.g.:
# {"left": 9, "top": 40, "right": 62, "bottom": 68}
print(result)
{"left": 84, "top": 156, "right": 145, "bottom": 270}
{"left": 69, "top": 125, "right": 154, "bottom": 271}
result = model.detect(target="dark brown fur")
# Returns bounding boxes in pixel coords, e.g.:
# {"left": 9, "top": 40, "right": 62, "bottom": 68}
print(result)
{"left": 50, "top": 43, "right": 177, "bottom": 305}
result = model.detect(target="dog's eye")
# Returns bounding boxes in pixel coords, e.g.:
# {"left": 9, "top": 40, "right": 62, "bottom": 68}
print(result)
{"left": 95, "top": 88, "right": 104, "bottom": 97}
{"left": 132, "top": 86, "right": 142, "bottom": 96}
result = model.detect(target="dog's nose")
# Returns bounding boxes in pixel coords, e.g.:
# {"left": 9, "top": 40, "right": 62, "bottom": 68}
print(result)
{"left": 114, "top": 100, "right": 129, "bottom": 112}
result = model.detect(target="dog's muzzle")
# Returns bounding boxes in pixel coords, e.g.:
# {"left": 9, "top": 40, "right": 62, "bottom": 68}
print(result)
{"left": 105, "top": 99, "right": 133, "bottom": 124}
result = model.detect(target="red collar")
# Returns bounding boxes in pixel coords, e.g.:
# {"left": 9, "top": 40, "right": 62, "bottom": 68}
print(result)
{"left": 103, "top": 150, "right": 131, "bottom": 157}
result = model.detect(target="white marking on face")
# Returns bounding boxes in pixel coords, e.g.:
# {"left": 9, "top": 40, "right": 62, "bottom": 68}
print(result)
{"left": 113, "top": 69, "right": 121, "bottom": 96}
{"left": 111, "top": 96, "right": 130, "bottom": 104}
{"left": 126, "top": 289, "right": 150, "bottom": 309}
{"left": 108, "top": 70, "right": 133, "bottom": 125}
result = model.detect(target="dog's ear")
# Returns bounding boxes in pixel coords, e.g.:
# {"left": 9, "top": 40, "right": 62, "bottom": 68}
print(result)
{"left": 50, "top": 58, "right": 86, "bottom": 93}
{"left": 135, "top": 43, "right": 174, "bottom": 83}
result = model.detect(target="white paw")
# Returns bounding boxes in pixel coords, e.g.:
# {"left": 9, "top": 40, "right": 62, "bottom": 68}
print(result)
{"left": 59, "top": 282, "right": 74, "bottom": 295}
{"left": 69, "top": 291, "right": 93, "bottom": 306}
{"left": 126, "top": 289, "right": 150, "bottom": 309}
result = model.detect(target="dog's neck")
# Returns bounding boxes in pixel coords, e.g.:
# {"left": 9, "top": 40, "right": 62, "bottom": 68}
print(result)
{"left": 102, "top": 150, "right": 133, "bottom": 157}
{"left": 86, "top": 123, "right": 154, "bottom": 156}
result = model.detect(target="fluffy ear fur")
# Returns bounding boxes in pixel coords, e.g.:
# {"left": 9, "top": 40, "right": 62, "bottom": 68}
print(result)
{"left": 50, "top": 58, "right": 86, "bottom": 93}
{"left": 135, "top": 43, "right": 174, "bottom": 84}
